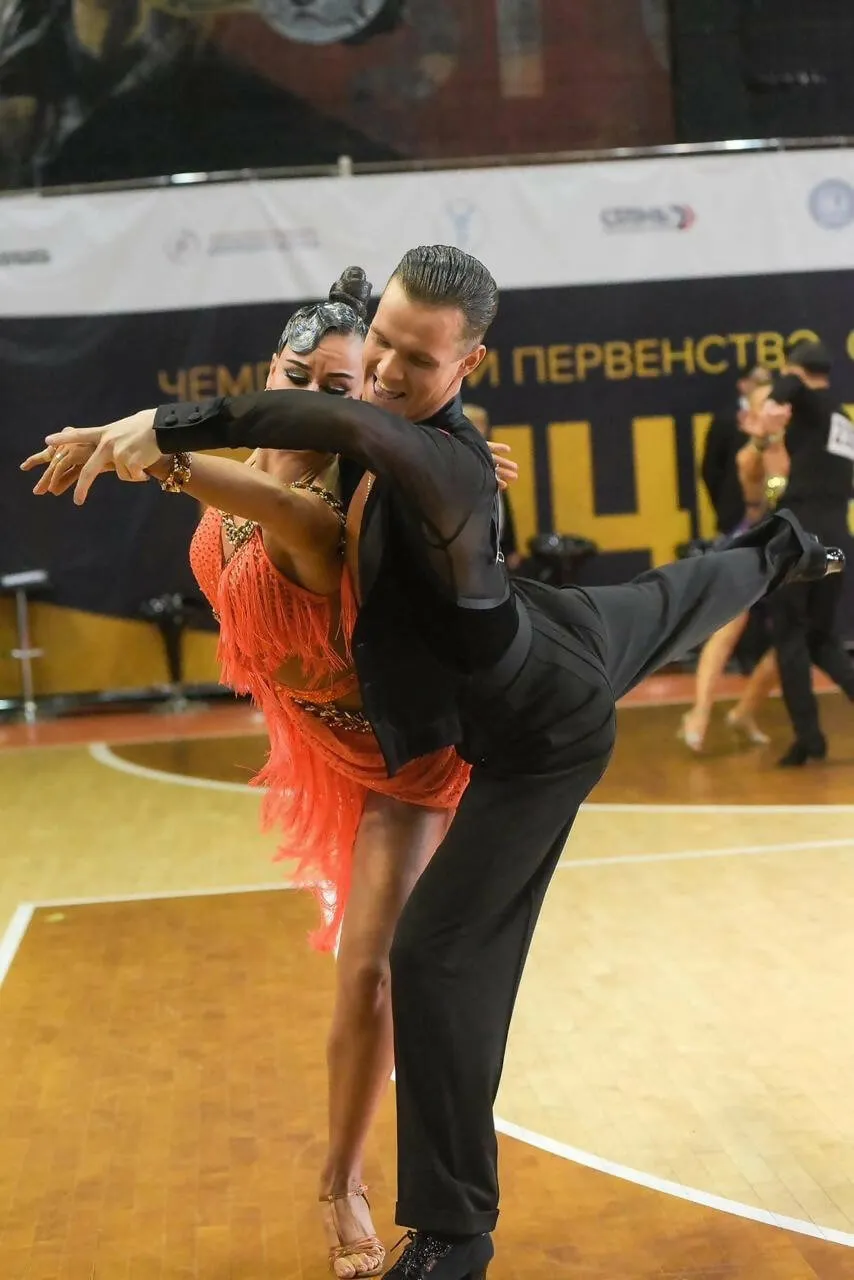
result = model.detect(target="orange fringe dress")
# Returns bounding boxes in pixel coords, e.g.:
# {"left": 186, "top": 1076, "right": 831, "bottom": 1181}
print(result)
{"left": 190, "top": 507, "right": 471, "bottom": 949}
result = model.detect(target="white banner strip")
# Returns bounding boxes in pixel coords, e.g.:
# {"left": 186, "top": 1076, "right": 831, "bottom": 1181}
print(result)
{"left": 2, "top": 148, "right": 854, "bottom": 317}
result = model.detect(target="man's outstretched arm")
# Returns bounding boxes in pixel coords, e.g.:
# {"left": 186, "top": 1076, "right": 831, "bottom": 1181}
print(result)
{"left": 45, "top": 390, "right": 492, "bottom": 534}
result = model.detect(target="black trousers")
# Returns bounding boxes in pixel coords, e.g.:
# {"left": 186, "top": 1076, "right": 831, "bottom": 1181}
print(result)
{"left": 390, "top": 545, "right": 783, "bottom": 1235}
{"left": 768, "top": 574, "right": 854, "bottom": 749}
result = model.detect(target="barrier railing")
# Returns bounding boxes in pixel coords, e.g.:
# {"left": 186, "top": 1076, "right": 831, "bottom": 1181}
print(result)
{"left": 3, "top": 133, "right": 854, "bottom": 200}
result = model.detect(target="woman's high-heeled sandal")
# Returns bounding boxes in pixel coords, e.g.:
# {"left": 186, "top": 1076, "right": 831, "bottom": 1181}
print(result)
{"left": 726, "top": 709, "right": 770, "bottom": 746}
{"left": 320, "top": 1184, "right": 386, "bottom": 1279}
{"left": 677, "top": 711, "right": 705, "bottom": 753}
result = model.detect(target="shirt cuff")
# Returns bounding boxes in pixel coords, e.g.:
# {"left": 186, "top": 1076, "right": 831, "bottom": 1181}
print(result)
{"left": 153, "top": 398, "right": 228, "bottom": 452}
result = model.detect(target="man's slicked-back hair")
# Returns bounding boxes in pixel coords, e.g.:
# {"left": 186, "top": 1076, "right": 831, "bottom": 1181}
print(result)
{"left": 391, "top": 245, "right": 499, "bottom": 345}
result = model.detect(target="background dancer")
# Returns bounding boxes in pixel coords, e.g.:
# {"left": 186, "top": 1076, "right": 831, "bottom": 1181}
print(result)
{"left": 761, "top": 341, "right": 854, "bottom": 766}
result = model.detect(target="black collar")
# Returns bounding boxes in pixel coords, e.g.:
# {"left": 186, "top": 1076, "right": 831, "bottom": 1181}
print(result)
{"left": 420, "top": 394, "right": 467, "bottom": 434}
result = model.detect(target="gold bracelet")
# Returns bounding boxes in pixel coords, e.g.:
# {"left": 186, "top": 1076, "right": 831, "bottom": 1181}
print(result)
{"left": 160, "top": 452, "right": 192, "bottom": 493}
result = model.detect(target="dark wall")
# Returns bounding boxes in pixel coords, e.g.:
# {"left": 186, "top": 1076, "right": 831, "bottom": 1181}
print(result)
{"left": 0, "top": 1, "right": 673, "bottom": 189}
{"left": 670, "top": 0, "right": 854, "bottom": 141}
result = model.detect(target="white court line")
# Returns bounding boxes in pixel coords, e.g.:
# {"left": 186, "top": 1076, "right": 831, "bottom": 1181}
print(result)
{"left": 588, "top": 800, "right": 854, "bottom": 813}
{"left": 557, "top": 835, "right": 854, "bottom": 871}
{"left": 2, "top": 881, "right": 853, "bottom": 1248}
{"left": 0, "top": 903, "right": 33, "bottom": 989}
{"left": 89, "top": 742, "right": 854, "bottom": 814}
{"left": 493, "top": 1117, "right": 854, "bottom": 1248}
{"left": 32, "top": 880, "right": 299, "bottom": 909}
{"left": 85, "top": 742, "right": 854, "bottom": 869}
{"left": 89, "top": 741, "right": 259, "bottom": 793}
{"left": 10, "top": 835, "right": 853, "bottom": 921}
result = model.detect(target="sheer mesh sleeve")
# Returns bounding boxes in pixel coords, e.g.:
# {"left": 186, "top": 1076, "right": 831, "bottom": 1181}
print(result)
{"left": 154, "top": 391, "right": 492, "bottom": 548}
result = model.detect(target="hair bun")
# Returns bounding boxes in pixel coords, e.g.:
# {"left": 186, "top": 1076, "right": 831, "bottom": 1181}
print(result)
{"left": 329, "top": 266, "right": 372, "bottom": 321}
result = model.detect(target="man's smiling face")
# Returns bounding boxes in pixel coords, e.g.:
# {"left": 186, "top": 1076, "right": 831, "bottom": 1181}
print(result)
{"left": 362, "top": 278, "right": 486, "bottom": 422}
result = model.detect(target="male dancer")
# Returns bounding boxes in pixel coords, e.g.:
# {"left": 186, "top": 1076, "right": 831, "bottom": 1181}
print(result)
{"left": 44, "top": 246, "right": 843, "bottom": 1279}
{"left": 761, "top": 340, "right": 854, "bottom": 765}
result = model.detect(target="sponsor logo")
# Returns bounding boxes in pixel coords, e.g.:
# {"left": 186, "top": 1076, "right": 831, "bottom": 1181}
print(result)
{"left": 601, "top": 205, "right": 696, "bottom": 233}
{"left": 164, "top": 229, "right": 201, "bottom": 264}
{"left": 0, "top": 248, "right": 51, "bottom": 267}
{"left": 208, "top": 227, "right": 319, "bottom": 255}
{"left": 808, "top": 179, "right": 854, "bottom": 230}
{"left": 438, "top": 198, "right": 487, "bottom": 252}
{"left": 165, "top": 226, "right": 318, "bottom": 263}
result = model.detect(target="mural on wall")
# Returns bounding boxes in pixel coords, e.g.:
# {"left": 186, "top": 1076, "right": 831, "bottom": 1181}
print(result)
{"left": 0, "top": 0, "right": 673, "bottom": 188}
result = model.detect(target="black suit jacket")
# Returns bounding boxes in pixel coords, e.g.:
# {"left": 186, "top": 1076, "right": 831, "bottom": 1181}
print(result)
{"left": 155, "top": 391, "right": 514, "bottom": 776}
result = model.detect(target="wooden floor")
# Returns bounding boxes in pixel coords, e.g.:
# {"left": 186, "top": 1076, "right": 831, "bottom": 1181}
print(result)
{"left": 2, "top": 893, "right": 851, "bottom": 1280}
{"left": 2, "top": 681, "right": 854, "bottom": 1278}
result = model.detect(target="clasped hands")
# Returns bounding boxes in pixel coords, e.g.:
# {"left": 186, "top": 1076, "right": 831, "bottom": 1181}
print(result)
{"left": 741, "top": 397, "right": 792, "bottom": 442}
{"left": 20, "top": 410, "right": 161, "bottom": 502}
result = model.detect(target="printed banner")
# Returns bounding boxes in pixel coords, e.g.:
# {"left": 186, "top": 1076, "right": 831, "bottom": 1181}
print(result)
{"left": 2, "top": 148, "right": 854, "bottom": 637}
{"left": 6, "top": 148, "right": 854, "bottom": 315}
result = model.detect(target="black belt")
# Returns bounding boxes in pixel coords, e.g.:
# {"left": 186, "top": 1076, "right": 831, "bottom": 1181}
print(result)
{"left": 475, "top": 594, "right": 532, "bottom": 691}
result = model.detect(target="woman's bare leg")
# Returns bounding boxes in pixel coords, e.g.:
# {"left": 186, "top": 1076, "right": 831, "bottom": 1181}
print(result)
{"left": 680, "top": 613, "right": 748, "bottom": 749}
{"left": 319, "top": 793, "right": 451, "bottom": 1276}
{"left": 728, "top": 647, "right": 779, "bottom": 736}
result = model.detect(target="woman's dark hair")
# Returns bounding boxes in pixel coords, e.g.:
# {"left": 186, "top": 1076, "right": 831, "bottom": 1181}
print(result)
{"left": 276, "top": 266, "right": 372, "bottom": 356}
{"left": 391, "top": 245, "right": 498, "bottom": 345}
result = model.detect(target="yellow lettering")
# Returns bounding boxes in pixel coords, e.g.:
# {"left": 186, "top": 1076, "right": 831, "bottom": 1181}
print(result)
{"left": 512, "top": 346, "right": 546, "bottom": 385}
{"left": 728, "top": 333, "right": 753, "bottom": 368}
{"left": 696, "top": 335, "right": 728, "bottom": 375}
{"left": 157, "top": 368, "right": 188, "bottom": 400}
{"left": 188, "top": 365, "right": 215, "bottom": 400}
{"left": 634, "top": 339, "right": 661, "bottom": 378}
{"left": 547, "top": 344, "right": 574, "bottom": 384}
{"left": 692, "top": 413, "right": 718, "bottom": 539}
{"left": 661, "top": 338, "right": 696, "bottom": 375}
{"left": 755, "top": 331, "right": 786, "bottom": 369}
{"left": 548, "top": 417, "right": 691, "bottom": 567}
{"left": 603, "top": 341, "right": 633, "bottom": 380}
{"left": 575, "top": 343, "right": 603, "bottom": 380}
{"left": 788, "top": 328, "right": 819, "bottom": 351}
{"left": 489, "top": 424, "right": 537, "bottom": 552}
{"left": 217, "top": 363, "right": 257, "bottom": 397}
{"left": 467, "top": 348, "right": 501, "bottom": 389}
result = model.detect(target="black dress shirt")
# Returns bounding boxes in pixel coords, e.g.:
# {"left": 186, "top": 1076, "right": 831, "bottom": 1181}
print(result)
{"left": 771, "top": 375, "right": 854, "bottom": 540}
{"left": 155, "top": 391, "right": 518, "bottom": 774}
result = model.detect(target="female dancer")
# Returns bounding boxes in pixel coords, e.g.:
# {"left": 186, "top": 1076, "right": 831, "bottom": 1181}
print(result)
{"left": 23, "top": 268, "right": 515, "bottom": 1278}
{"left": 679, "top": 379, "right": 790, "bottom": 752}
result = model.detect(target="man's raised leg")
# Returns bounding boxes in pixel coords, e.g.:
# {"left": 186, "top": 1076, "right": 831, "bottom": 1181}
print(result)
{"left": 583, "top": 511, "right": 842, "bottom": 700}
